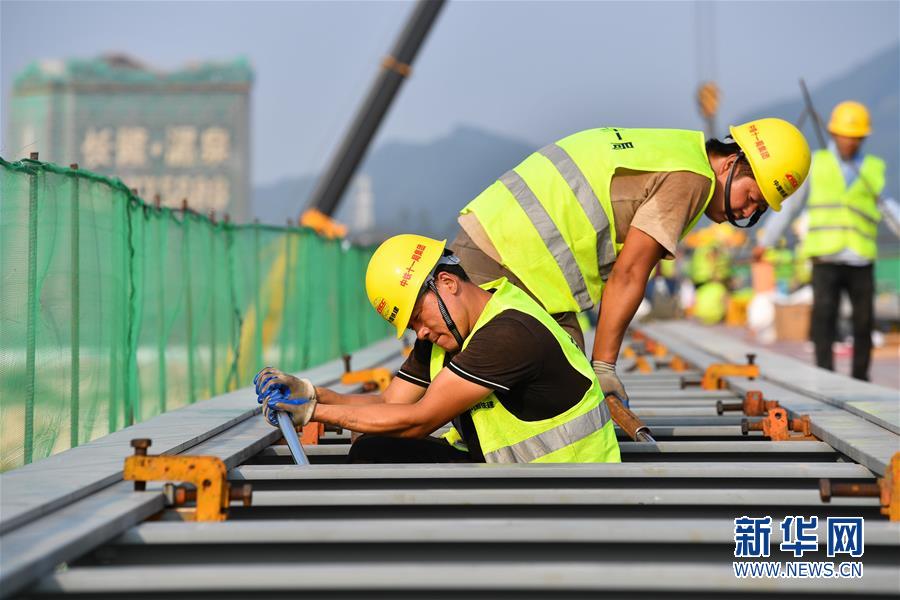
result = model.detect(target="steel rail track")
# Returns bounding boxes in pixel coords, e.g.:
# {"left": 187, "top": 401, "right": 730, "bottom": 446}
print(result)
{"left": 4, "top": 326, "right": 899, "bottom": 598}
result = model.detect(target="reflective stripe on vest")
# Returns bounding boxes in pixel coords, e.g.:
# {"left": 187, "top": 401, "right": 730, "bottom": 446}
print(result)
{"left": 461, "top": 128, "right": 715, "bottom": 314}
{"left": 537, "top": 143, "right": 617, "bottom": 281}
{"left": 805, "top": 203, "right": 880, "bottom": 226}
{"left": 803, "top": 150, "right": 884, "bottom": 260}
{"left": 483, "top": 401, "right": 612, "bottom": 463}
{"left": 498, "top": 169, "right": 592, "bottom": 308}
{"left": 428, "top": 278, "right": 621, "bottom": 464}
{"left": 807, "top": 225, "right": 879, "bottom": 237}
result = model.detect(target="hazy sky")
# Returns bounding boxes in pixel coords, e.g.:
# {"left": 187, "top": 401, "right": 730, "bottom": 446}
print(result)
{"left": 2, "top": 1, "right": 898, "bottom": 186}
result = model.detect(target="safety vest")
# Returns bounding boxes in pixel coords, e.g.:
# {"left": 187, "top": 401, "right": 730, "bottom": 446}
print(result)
{"left": 690, "top": 246, "right": 715, "bottom": 285}
{"left": 763, "top": 247, "right": 794, "bottom": 287}
{"left": 460, "top": 128, "right": 716, "bottom": 314}
{"left": 430, "top": 278, "right": 620, "bottom": 464}
{"left": 690, "top": 244, "right": 730, "bottom": 285}
{"left": 803, "top": 150, "right": 884, "bottom": 260}
{"left": 693, "top": 280, "right": 728, "bottom": 325}
{"left": 658, "top": 259, "right": 677, "bottom": 279}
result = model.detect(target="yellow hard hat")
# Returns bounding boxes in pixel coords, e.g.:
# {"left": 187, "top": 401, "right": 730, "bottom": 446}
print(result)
{"left": 730, "top": 118, "right": 811, "bottom": 212}
{"left": 828, "top": 101, "right": 871, "bottom": 138}
{"left": 365, "top": 234, "right": 446, "bottom": 338}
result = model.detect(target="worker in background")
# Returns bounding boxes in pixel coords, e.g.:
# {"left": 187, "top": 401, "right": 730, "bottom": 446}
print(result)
{"left": 450, "top": 119, "right": 810, "bottom": 403}
{"left": 690, "top": 243, "right": 730, "bottom": 326}
{"left": 754, "top": 101, "right": 887, "bottom": 380}
{"left": 763, "top": 239, "right": 795, "bottom": 295}
{"left": 255, "top": 234, "right": 620, "bottom": 464}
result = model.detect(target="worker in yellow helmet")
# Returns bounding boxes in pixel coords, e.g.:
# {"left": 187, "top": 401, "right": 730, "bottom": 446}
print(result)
{"left": 451, "top": 119, "right": 810, "bottom": 403}
{"left": 255, "top": 234, "right": 620, "bottom": 464}
{"left": 754, "top": 101, "right": 888, "bottom": 380}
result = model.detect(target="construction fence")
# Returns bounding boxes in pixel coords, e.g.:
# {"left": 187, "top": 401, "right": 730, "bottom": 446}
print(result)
{"left": 0, "top": 157, "right": 391, "bottom": 470}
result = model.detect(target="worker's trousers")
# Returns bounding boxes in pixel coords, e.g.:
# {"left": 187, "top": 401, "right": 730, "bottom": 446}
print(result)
{"left": 347, "top": 435, "right": 472, "bottom": 464}
{"left": 810, "top": 262, "right": 875, "bottom": 380}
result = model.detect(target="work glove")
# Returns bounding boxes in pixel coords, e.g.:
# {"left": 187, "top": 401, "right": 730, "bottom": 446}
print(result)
{"left": 592, "top": 360, "right": 630, "bottom": 408}
{"left": 253, "top": 367, "right": 318, "bottom": 427}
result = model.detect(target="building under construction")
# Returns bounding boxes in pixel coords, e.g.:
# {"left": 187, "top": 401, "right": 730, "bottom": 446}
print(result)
{"left": 6, "top": 54, "right": 252, "bottom": 221}
{"left": 1, "top": 324, "right": 898, "bottom": 598}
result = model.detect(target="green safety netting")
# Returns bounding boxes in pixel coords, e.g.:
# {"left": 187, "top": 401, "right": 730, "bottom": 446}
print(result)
{"left": 0, "top": 157, "right": 390, "bottom": 470}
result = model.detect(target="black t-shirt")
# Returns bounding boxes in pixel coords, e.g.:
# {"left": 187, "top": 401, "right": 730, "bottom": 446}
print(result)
{"left": 396, "top": 309, "right": 591, "bottom": 461}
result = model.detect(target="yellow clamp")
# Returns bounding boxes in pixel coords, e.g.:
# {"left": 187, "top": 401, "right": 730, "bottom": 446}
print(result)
{"left": 669, "top": 356, "right": 688, "bottom": 372}
{"left": 124, "top": 438, "right": 248, "bottom": 522}
{"left": 634, "top": 355, "right": 654, "bottom": 373}
{"left": 701, "top": 354, "right": 760, "bottom": 390}
{"left": 341, "top": 367, "right": 392, "bottom": 392}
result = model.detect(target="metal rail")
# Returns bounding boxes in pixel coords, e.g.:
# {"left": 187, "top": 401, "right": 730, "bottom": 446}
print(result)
{"left": 4, "top": 327, "right": 899, "bottom": 598}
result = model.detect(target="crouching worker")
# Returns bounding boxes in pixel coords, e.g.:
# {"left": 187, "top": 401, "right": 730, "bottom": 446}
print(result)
{"left": 255, "top": 234, "right": 620, "bottom": 464}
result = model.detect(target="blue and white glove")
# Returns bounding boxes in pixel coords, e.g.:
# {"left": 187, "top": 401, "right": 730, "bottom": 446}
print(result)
{"left": 253, "top": 367, "right": 318, "bottom": 427}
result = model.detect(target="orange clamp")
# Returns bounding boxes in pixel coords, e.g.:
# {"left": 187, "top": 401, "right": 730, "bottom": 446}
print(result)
{"left": 669, "top": 355, "right": 688, "bottom": 372}
{"left": 717, "top": 390, "right": 780, "bottom": 416}
{"left": 123, "top": 439, "right": 247, "bottom": 522}
{"left": 634, "top": 355, "right": 654, "bottom": 373}
{"left": 820, "top": 453, "right": 900, "bottom": 521}
{"left": 880, "top": 453, "right": 900, "bottom": 521}
{"left": 741, "top": 408, "right": 815, "bottom": 441}
{"left": 701, "top": 354, "right": 760, "bottom": 390}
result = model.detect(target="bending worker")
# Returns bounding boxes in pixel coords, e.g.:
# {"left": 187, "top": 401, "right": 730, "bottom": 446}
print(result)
{"left": 755, "top": 101, "right": 888, "bottom": 380}
{"left": 256, "top": 234, "right": 621, "bottom": 464}
{"left": 450, "top": 119, "right": 811, "bottom": 402}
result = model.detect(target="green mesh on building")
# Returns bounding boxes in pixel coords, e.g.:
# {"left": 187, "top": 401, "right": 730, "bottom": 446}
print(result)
{"left": 0, "top": 157, "right": 390, "bottom": 470}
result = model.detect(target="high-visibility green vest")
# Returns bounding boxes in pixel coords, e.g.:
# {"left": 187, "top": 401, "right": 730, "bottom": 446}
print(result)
{"left": 693, "top": 280, "right": 728, "bottom": 325}
{"left": 690, "top": 246, "right": 715, "bottom": 285}
{"left": 763, "top": 247, "right": 794, "bottom": 286}
{"left": 460, "top": 128, "right": 716, "bottom": 314}
{"left": 690, "top": 244, "right": 730, "bottom": 285}
{"left": 802, "top": 150, "right": 884, "bottom": 260}
{"left": 658, "top": 259, "right": 677, "bottom": 279}
{"left": 430, "top": 278, "right": 620, "bottom": 464}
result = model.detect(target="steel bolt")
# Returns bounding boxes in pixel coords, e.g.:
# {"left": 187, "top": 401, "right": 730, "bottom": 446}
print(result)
{"left": 230, "top": 483, "right": 253, "bottom": 507}
{"left": 131, "top": 438, "right": 152, "bottom": 455}
{"left": 716, "top": 400, "right": 742, "bottom": 415}
{"left": 820, "top": 479, "right": 880, "bottom": 502}
{"left": 820, "top": 479, "right": 832, "bottom": 502}
{"left": 746, "top": 353, "right": 756, "bottom": 365}
{"left": 130, "top": 439, "right": 151, "bottom": 491}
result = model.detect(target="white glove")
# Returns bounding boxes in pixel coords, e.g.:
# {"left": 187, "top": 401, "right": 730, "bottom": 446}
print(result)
{"left": 592, "top": 360, "right": 630, "bottom": 407}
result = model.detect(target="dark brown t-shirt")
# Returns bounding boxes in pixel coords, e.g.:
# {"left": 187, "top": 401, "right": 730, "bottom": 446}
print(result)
{"left": 396, "top": 308, "right": 591, "bottom": 462}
